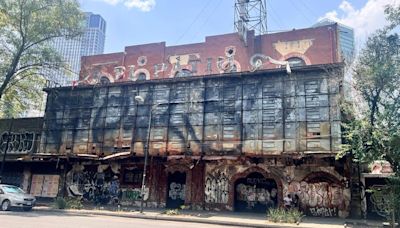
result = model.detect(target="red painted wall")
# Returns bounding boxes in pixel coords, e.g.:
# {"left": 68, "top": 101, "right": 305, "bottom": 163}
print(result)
{"left": 78, "top": 24, "right": 339, "bottom": 85}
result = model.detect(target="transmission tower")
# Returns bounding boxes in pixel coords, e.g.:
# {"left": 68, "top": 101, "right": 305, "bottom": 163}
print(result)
{"left": 234, "top": 0, "right": 267, "bottom": 45}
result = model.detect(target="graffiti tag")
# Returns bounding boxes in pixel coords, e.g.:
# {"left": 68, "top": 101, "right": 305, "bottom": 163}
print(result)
{"left": 121, "top": 188, "right": 149, "bottom": 201}
{"left": 0, "top": 132, "right": 35, "bottom": 154}
{"left": 168, "top": 182, "right": 185, "bottom": 200}
{"left": 309, "top": 207, "right": 338, "bottom": 217}
{"left": 205, "top": 172, "right": 229, "bottom": 204}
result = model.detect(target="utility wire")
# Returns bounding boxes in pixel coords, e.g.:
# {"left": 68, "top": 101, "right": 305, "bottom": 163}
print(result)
{"left": 190, "top": 0, "right": 224, "bottom": 43}
{"left": 174, "top": 0, "right": 214, "bottom": 45}
{"left": 298, "top": 0, "right": 320, "bottom": 19}
{"left": 288, "top": 0, "right": 313, "bottom": 24}
{"left": 267, "top": 0, "right": 288, "bottom": 30}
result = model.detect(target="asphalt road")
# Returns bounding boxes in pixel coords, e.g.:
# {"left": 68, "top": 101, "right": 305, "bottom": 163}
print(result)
{"left": 0, "top": 210, "right": 240, "bottom": 228}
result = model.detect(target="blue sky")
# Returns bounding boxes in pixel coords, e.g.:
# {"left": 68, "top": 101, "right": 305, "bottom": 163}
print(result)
{"left": 80, "top": 0, "right": 398, "bottom": 53}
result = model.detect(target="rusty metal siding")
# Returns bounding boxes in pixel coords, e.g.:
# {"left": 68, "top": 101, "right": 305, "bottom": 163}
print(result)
{"left": 41, "top": 67, "right": 343, "bottom": 156}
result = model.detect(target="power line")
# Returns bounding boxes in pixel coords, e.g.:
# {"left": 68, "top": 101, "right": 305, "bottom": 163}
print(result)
{"left": 190, "top": 0, "right": 224, "bottom": 43}
{"left": 298, "top": 0, "right": 319, "bottom": 19}
{"left": 174, "top": 0, "right": 214, "bottom": 45}
{"left": 288, "top": 0, "right": 313, "bottom": 24}
{"left": 266, "top": 0, "right": 287, "bottom": 30}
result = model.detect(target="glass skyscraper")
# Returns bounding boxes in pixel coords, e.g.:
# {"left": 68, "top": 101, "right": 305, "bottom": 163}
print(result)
{"left": 313, "top": 19, "right": 355, "bottom": 63}
{"left": 48, "top": 12, "right": 106, "bottom": 86}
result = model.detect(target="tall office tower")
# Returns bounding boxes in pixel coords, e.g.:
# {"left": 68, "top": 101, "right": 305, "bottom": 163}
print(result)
{"left": 48, "top": 12, "right": 106, "bottom": 86}
{"left": 313, "top": 19, "right": 355, "bottom": 63}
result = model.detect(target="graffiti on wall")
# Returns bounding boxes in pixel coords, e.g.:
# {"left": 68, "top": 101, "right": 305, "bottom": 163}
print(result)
{"left": 234, "top": 173, "right": 278, "bottom": 212}
{"left": 121, "top": 188, "right": 149, "bottom": 201}
{"left": 369, "top": 185, "right": 392, "bottom": 218}
{"left": 235, "top": 180, "right": 278, "bottom": 211}
{"left": 0, "top": 132, "right": 35, "bottom": 154}
{"left": 66, "top": 164, "right": 121, "bottom": 205}
{"left": 205, "top": 171, "right": 229, "bottom": 204}
{"left": 168, "top": 182, "right": 185, "bottom": 200}
{"left": 287, "top": 181, "right": 349, "bottom": 217}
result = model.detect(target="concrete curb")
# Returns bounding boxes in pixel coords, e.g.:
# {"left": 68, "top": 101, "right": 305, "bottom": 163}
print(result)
{"left": 33, "top": 207, "right": 305, "bottom": 228}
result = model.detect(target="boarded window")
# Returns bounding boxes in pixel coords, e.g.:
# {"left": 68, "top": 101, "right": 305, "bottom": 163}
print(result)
{"left": 262, "top": 124, "right": 275, "bottom": 139}
{"left": 306, "top": 108, "right": 320, "bottom": 120}
{"left": 205, "top": 87, "right": 221, "bottom": 100}
{"left": 205, "top": 101, "right": 221, "bottom": 112}
{"left": 153, "top": 114, "right": 169, "bottom": 127}
{"left": 262, "top": 109, "right": 276, "bottom": 122}
{"left": 204, "top": 125, "right": 219, "bottom": 140}
{"left": 263, "top": 141, "right": 275, "bottom": 149}
{"left": 307, "top": 122, "right": 321, "bottom": 137}
{"left": 170, "top": 114, "right": 185, "bottom": 126}
{"left": 243, "top": 84, "right": 259, "bottom": 99}
{"left": 304, "top": 81, "right": 319, "bottom": 94}
{"left": 243, "top": 111, "right": 260, "bottom": 123}
{"left": 205, "top": 112, "right": 220, "bottom": 125}
{"left": 223, "top": 125, "right": 239, "bottom": 140}
{"left": 243, "top": 124, "right": 259, "bottom": 140}
{"left": 168, "top": 127, "right": 187, "bottom": 141}
{"left": 153, "top": 89, "right": 170, "bottom": 103}
{"left": 222, "top": 112, "right": 240, "bottom": 124}
{"left": 305, "top": 96, "right": 320, "bottom": 107}
{"left": 122, "top": 168, "right": 143, "bottom": 185}
{"left": 223, "top": 87, "right": 237, "bottom": 100}
{"left": 170, "top": 103, "right": 187, "bottom": 114}
{"left": 151, "top": 128, "right": 166, "bottom": 141}
{"left": 307, "top": 140, "right": 321, "bottom": 148}
{"left": 189, "top": 113, "right": 203, "bottom": 125}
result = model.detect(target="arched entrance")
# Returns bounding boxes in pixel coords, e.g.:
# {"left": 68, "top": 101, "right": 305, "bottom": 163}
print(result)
{"left": 234, "top": 172, "right": 278, "bottom": 212}
{"left": 166, "top": 171, "right": 186, "bottom": 208}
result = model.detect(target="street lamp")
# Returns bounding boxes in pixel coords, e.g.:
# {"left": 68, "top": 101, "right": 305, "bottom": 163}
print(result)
{"left": 134, "top": 95, "right": 159, "bottom": 213}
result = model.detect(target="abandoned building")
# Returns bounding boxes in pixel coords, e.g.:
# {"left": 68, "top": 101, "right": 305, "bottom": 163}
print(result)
{"left": 2, "top": 23, "right": 385, "bottom": 219}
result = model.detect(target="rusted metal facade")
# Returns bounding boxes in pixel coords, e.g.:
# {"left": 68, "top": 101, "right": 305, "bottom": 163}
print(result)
{"left": 41, "top": 64, "right": 342, "bottom": 157}
{"left": 35, "top": 63, "right": 353, "bottom": 217}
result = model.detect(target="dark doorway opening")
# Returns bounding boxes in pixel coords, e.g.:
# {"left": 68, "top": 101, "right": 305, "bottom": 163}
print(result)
{"left": 234, "top": 172, "right": 278, "bottom": 213}
{"left": 166, "top": 171, "right": 186, "bottom": 209}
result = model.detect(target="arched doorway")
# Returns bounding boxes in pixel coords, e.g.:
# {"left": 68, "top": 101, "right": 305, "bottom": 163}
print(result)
{"left": 166, "top": 171, "right": 186, "bottom": 208}
{"left": 234, "top": 172, "right": 278, "bottom": 213}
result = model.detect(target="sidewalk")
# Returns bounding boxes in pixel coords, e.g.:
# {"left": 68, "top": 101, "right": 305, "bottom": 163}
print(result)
{"left": 33, "top": 205, "right": 383, "bottom": 228}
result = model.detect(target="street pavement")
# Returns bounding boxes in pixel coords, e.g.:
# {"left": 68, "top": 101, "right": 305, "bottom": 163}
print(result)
{"left": 0, "top": 206, "right": 384, "bottom": 228}
{"left": 0, "top": 210, "right": 240, "bottom": 228}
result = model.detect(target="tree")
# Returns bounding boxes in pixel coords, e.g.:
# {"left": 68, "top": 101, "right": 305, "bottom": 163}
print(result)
{"left": 0, "top": 0, "right": 84, "bottom": 117}
{"left": 341, "top": 3, "right": 400, "bottom": 225}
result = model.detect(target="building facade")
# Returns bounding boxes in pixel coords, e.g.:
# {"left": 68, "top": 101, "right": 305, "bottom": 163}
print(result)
{"left": 0, "top": 24, "right": 369, "bottom": 218}
{"left": 313, "top": 19, "right": 355, "bottom": 63}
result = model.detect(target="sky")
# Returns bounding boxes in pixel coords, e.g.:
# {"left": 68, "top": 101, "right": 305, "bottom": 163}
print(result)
{"left": 79, "top": 0, "right": 400, "bottom": 54}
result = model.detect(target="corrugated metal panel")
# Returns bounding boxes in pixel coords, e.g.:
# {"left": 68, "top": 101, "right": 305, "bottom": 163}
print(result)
{"left": 43, "top": 68, "right": 343, "bottom": 156}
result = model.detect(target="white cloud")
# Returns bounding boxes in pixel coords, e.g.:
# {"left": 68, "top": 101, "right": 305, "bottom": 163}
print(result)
{"left": 97, "top": 0, "right": 155, "bottom": 11}
{"left": 124, "top": 0, "right": 155, "bottom": 12}
{"left": 102, "top": 0, "right": 121, "bottom": 5}
{"left": 319, "top": 0, "right": 399, "bottom": 45}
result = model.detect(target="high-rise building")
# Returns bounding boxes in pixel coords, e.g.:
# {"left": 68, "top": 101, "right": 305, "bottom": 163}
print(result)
{"left": 313, "top": 19, "right": 355, "bottom": 63}
{"left": 48, "top": 12, "right": 106, "bottom": 86}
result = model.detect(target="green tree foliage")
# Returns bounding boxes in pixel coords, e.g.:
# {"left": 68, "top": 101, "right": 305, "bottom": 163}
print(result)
{"left": 0, "top": 0, "right": 84, "bottom": 117}
{"left": 341, "top": 4, "right": 400, "bottom": 225}
{"left": 342, "top": 4, "right": 400, "bottom": 173}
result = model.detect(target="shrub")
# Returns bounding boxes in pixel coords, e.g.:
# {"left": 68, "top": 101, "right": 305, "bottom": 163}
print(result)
{"left": 53, "top": 197, "right": 83, "bottom": 210}
{"left": 53, "top": 197, "right": 67, "bottom": 209}
{"left": 65, "top": 197, "right": 83, "bottom": 210}
{"left": 164, "top": 209, "right": 180, "bottom": 216}
{"left": 267, "top": 208, "right": 303, "bottom": 224}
